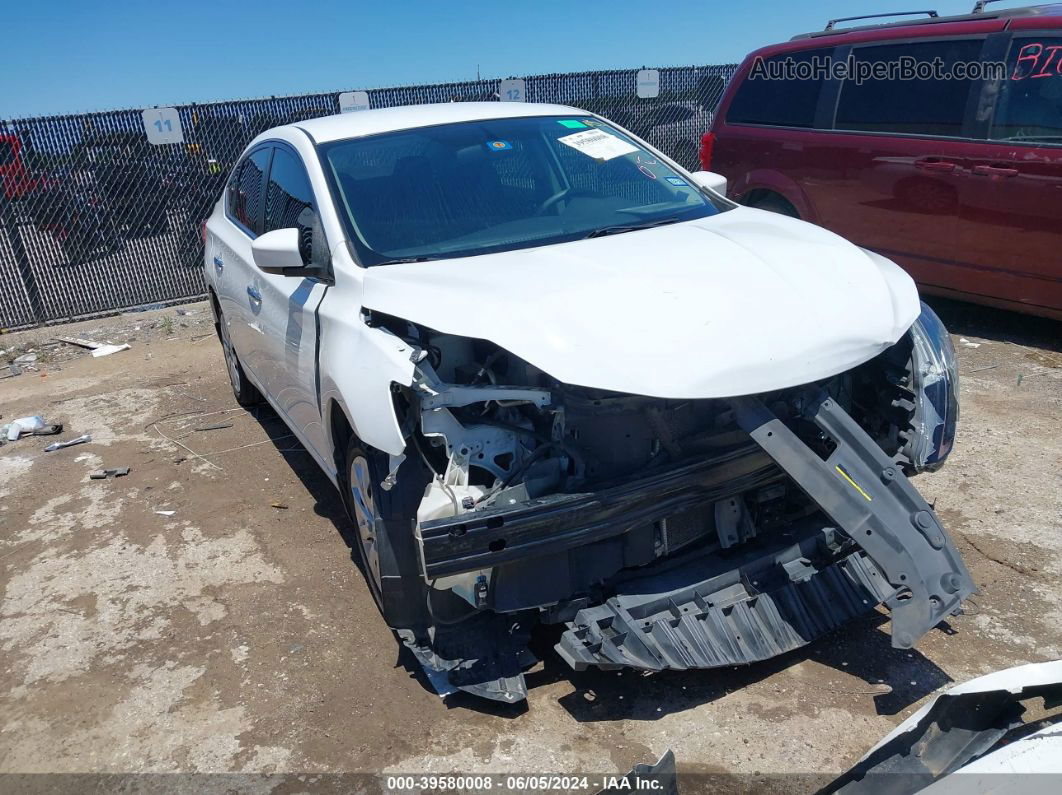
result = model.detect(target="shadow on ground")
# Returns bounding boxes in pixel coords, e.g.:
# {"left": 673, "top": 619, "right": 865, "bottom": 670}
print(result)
{"left": 924, "top": 296, "right": 1061, "bottom": 353}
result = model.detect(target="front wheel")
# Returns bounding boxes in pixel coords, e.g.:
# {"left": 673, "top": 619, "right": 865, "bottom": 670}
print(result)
{"left": 339, "top": 438, "right": 438, "bottom": 630}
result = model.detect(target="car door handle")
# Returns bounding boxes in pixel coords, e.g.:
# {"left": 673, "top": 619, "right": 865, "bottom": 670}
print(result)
{"left": 246, "top": 285, "right": 262, "bottom": 303}
{"left": 915, "top": 158, "right": 958, "bottom": 173}
{"left": 213, "top": 255, "right": 224, "bottom": 272}
{"left": 972, "top": 164, "right": 1019, "bottom": 178}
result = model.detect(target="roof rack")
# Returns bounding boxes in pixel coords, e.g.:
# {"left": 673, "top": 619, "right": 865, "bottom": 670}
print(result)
{"left": 793, "top": 3, "right": 1061, "bottom": 39}
{"left": 824, "top": 10, "right": 938, "bottom": 31}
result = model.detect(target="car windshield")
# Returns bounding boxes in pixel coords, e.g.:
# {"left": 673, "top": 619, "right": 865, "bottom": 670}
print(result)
{"left": 320, "top": 115, "right": 728, "bottom": 265}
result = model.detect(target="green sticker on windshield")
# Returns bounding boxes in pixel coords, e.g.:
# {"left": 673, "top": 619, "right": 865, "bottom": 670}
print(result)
{"left": 558, "top": 119, "right": 587, "bottom": 129}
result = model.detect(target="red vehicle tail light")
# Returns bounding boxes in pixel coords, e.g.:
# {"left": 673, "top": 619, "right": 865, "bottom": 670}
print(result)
{"left": 699, "top": 132, "right": 716, "bottom": 171}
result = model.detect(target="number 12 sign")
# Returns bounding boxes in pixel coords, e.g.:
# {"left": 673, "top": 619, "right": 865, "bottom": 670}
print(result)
{"left": 142, "top": 107, "right": 185, "bottom": 145}
{"left": 499, "top": 79, "right": 526, "bottom": 103}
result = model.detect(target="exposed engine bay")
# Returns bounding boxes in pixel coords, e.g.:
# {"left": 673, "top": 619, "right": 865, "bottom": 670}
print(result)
{"left": 363, "top": 304, "right": 972, "bottom": 702}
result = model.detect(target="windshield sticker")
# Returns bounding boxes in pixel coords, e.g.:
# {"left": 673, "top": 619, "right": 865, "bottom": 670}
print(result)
{"left": 666, "top": 176, "right": 688, "bottom": 186}
{"left": 486, "top": 140, "right": 513, "bottom": 151}
{"left": 558, "top": 119, "right": 587, "bottom": 128}
{"left": 557, "top": 129, "right": 639, "bottom": 162}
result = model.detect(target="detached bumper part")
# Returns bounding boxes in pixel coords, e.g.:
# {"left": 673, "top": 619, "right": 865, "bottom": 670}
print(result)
{"left": 398, "top": 612, "right": 536, "bottom": 703}
{"left": 559, "top": 392, "right": 973, "bottom": 673}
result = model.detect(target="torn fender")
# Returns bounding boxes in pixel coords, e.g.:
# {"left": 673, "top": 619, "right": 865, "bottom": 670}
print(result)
{"left": 319, "top": 320, "right": 415, "bottom": 460}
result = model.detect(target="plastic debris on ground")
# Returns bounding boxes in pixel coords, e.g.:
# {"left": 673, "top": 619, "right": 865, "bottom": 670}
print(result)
{"left": 154, "top": 510, "right": 176, "bottom": 517}
{"left": 44, "top": 434, "right": 91, "bottom": 452}
{"left": 54, "top": 336, "right": 103, "bottom": 350}
{"left": 4, "top": 416, "right": 46, "bottom": 441}
{"left": 91, "top": 343, "right": 131, "bottom": 358}
{"left": 89, "top": 468, "right": 130, "bottom": 480}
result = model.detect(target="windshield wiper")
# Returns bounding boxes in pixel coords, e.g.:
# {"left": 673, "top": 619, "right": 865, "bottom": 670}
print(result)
{"left": 583, "top": 217, "right": 684, "bottom": 239}
{"left": 375, "top": 256, "right": 435, "bottom": 265}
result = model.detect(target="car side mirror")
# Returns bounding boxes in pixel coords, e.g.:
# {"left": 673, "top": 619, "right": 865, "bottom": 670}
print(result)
{"left": 251, "top": 228, "right": 322, "bottom": 277}
{"left": 689, "top": 170, "right": 728, "bottom": 197}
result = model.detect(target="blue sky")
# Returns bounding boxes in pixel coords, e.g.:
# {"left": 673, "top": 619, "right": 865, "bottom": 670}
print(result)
{"left": 3, "top": 0, "right": 993, "bottom": 118}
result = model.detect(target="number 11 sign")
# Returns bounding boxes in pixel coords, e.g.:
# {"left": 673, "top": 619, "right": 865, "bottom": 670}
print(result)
{"left": 142, "top": 107, "right": 185, "bottom": 145}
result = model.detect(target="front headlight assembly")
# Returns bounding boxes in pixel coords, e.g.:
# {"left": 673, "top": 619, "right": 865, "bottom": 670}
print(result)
{"left": 906, "top": 302, "right": 959, "bottom": 472}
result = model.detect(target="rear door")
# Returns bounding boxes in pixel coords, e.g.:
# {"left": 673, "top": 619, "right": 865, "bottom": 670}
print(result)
{"left": 952, "top": 31, "right": 1062, "bottom": 315}
{"left": 805, "top": 37, "right": 988, "bottom": 294}
{"left": 216, "top": 145, "right": 271, "bottom": 375}
{"left": 249, "top": 143, "right": 331, "bottom": 460}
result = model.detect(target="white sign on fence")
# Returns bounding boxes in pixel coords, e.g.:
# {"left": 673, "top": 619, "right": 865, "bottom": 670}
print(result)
{"left": 142, "top": 107, "right": 185, "bottom": 144}
{"left": 499, "top": 79, "right": 526, "bottom": 102}
{"left": 636, "top": 69, "right": 660, "bottom": 98}
{"left": 339, "top": 90, "right": 371, "bottom": 113}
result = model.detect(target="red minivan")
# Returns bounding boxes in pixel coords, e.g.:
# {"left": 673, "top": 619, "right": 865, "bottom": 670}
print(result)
{"left": 703, "top": 2, "right": 1062, "bottom": 320}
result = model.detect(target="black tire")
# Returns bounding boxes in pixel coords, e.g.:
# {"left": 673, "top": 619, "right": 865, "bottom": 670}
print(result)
{"left": 748, "top": 193, "right": 799, "bottom": 218}
{"left": 339, "top": 437, "right": 433, "bottom": 630}
{"left": 212, "top": 302, "right": 262, "bottom": 407}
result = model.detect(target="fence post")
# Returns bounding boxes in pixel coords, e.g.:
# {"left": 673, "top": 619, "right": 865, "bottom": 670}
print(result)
{"left": 0, "top": 200, "right": 45, "bottom": 326}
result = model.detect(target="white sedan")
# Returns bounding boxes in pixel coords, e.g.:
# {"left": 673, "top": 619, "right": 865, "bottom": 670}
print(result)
{"left": 204, "top": 102, "right": 972, "bottom": 703}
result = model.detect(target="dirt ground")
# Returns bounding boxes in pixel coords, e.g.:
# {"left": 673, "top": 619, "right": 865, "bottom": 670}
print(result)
{"left": 0, "top": 297, "right": 1059, "bottom": 789}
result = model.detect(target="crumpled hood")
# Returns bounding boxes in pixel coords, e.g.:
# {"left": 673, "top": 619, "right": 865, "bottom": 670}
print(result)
{"left": 360, "top": 207, "right": 920, "bottom": 398}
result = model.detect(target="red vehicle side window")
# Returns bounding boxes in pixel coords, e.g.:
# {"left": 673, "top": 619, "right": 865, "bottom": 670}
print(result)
{"left": 991, "top": 36, "right": 1062, "bottom": 143}
{"left": 835, "top": 39, "right": 984, "bottom": 137}
{"left": 726, "top": 47, "right": 833, "bottom": 129}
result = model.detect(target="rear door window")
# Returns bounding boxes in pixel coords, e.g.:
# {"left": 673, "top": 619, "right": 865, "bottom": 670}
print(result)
{"left": 835, "top": 39, "right": 984, "bottom": 137}
{"left": 726, "top": 48, "right": 833, "bottom": 128}
{"left": 990, "top": 36, "right": 1062, "bottom": 144}
{"left": 227, "top": 148, "right": 271, "bottom": 235}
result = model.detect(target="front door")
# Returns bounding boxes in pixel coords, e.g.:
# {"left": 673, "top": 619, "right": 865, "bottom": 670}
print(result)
{"left": 249, "top": 144, "right": 331, "bottom": 462}
{"left": 951, "top": 33, "right": 1062, "bottom": 315}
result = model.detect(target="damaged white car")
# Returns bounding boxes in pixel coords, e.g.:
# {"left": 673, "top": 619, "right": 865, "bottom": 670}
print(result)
{"left": 204, "top": 102, "right": 974, "bottom": 702}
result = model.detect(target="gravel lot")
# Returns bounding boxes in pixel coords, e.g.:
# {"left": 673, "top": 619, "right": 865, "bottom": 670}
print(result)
{"left": 0, "top": 297, "right": 1059, "bottom": 789}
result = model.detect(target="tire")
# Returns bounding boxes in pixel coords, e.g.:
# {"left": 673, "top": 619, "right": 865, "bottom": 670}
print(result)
{"left": 339, "top": 437, "right": 433, "bottom": 630}
{"left": 748, "top": 193, "right": 799, "bottom": 218}
{"left": 213, "top": 303, "right": 262, "bottom": 407}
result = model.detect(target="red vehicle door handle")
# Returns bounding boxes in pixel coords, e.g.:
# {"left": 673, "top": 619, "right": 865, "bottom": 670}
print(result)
{"left": 972, "top": 164, "right": 1019, "bottom": 178}
{"left": 915, "top": 158, "right": 958, "bottom": 173}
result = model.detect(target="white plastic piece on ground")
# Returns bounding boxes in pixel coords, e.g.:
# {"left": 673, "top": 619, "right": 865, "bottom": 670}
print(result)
{"left": 91, "top": 343, "right": 131, "bottom": 358}
{"left": 861, "top": 660, "right": 1062, "bottom": 792}
{"left": 361, "top": 207, "right": 921, "bottom": 399}
{"left": 919, "top": 721, "right": 1062, "bottom": 794}
{"left": 4, "top": 416, "right": 46, "bottom": 441}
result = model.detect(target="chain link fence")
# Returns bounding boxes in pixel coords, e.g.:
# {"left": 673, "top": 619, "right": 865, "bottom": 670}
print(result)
{"left": 0, "top": 64, "right": 736, "bottom": 330}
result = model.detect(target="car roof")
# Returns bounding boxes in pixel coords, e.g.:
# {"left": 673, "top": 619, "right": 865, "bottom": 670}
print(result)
{"left": 287, "top": 102, "right": 587, "bottom": 143}
{"left": 790, "top": 2, "right": 1062, "bottom": 41}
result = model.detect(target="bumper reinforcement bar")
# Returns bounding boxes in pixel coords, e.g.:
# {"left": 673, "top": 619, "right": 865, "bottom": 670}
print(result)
{"left": 730, "top": 391, "right": 975, "bottom": 649}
